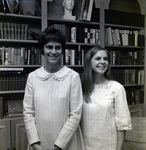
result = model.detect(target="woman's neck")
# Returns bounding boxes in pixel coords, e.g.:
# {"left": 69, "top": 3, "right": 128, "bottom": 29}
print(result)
{"left": 94, "top": 74, "right": 108, "bottom": 85}
{"left": 44, "top": 64, "right": 63, "bottom": 73}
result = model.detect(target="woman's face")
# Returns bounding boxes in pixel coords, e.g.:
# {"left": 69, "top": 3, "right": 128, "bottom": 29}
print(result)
{"left": 91, "top": 50, "right": 109, "bottom": 75}
{"left": 43, "top": 41, "right": 62, "bottom": 65}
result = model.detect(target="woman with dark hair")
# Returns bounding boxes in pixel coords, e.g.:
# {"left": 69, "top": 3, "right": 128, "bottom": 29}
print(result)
{"left": 23, "top": 27, "right": 84, "bottom": 150}
{"left": 81, "top": 46, "right": 132, "bottom": 150}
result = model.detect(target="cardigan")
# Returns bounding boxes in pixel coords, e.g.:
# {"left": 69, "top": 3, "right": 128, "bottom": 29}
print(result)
{"left": 23, "top": 66, "right": 85, "bottom": 150}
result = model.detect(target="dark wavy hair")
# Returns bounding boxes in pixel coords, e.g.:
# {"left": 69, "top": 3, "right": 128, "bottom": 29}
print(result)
{"left": 81, "top": 46, "right": 112, "bottom": 103}
{"left": 38, "top": 27, "right": 66, "bottom": 55}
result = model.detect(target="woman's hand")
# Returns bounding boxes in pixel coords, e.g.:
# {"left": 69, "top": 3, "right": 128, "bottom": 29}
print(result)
{"left": 32, "top": 143, "right": 43, "bottom": 150}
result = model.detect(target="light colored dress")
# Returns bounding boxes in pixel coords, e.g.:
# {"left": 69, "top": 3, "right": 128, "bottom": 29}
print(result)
{"left": 81, "top": 81, "right": 132, "bottom": 150}
{"left": 23, "top": 66, "right": 84, "bottom": 150}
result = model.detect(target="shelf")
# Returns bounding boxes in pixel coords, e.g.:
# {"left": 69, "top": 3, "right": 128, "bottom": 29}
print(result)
{"left": 0, "top": 39, "right": 38, "bottom": 47}
{"left": 129, "top": 104, "right": 144, "bottom": 107}
{"left": 105, "top": 45, "right": 143, "bottom": 49}
{"left": 124, "top": 84, "right": 144, "bottom": 87}
{"left": 48, "top": 18, "right": 100, "bottom": 26}
{"left": 0, "top": 13, "right": 41, "bottom": 22}
{"left": 0, "top": 90, "right": 25, "bottom": 94}
{"left": 111, "top": 65, "right": 144, "bottom": 68}
{"left": 0, "top": 65, "right": 41, "bottom": 69}
{"left": 0, "top": 39, "right": 38, "bottom": 43}
{"left": 105, "top": 23, "right": 144, "bottom": 30}
{"left": 66, "top": 42, "right": 99, "bottom": 47}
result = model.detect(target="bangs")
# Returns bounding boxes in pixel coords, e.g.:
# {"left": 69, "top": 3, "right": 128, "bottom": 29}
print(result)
{"left": 44, "top": 34, "right": 63, "bottom": 45}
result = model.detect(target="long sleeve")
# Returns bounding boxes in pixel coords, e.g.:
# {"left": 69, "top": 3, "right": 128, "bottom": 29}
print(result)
{"left": 23, "top": 73, "right": 40, "bottom": 145}
{"left": 54, "top": 73, "right": 83, "bottom": 150}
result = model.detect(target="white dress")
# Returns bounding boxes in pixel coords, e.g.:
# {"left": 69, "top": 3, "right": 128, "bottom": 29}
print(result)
{"left": 23, "top": 66, "right": 85, "bottom": 150}
{"left": 81, "top": 81, "right": 132, "bottom": 150}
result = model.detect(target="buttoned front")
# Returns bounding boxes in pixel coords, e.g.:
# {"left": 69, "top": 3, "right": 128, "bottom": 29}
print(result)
{"left": 23, "top": 66, "right": 84, "bottom": 150}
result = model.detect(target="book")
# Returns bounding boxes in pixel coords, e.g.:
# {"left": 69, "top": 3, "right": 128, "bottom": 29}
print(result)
{"left": 86, "top": 0, "right": 93, "bottom": 21}
{"left": 6, "top": 99, "right": 23, "bottom": 118}
{"left": 79, "top": 0, "right": 93, "bottom": 21}
{"left": 0, "top": 0, "right": 3, "bottom": 12}
{"left": 1, "top": 0, "right": 6, "bottom": 13}
{"left": 1, "top": 0, "right": 10, "bottom": 13}
{"left": 71, "top": 27, "right": 76, "bottom": 43}
{"left": 4, "top": 0, "right": 11, "bottom": 13}
{"left": 113, "top": 29, "right": 121, "bottom": 45}
{"left": 138, "top": 30, "right": 145, "bottom": 47}
{"left": 105, "top": 27, "right": 113, "bottom": 45}
{"left": 133, "top": 30, "right": 138, "bottom": 46}
{"left": 0, "top": 97, "right": 4, "bottom": 119}
{"left": 70, "top": 49, "right": 75, "bottom": 65}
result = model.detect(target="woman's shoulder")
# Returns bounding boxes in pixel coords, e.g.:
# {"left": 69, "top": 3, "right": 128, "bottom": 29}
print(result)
{"left": 109, "top": 80, "right": 124, "bottom": 90}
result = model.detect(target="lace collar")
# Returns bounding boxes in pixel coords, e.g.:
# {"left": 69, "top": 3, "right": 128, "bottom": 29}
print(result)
{"left": 94, "top": 81, "right": 112, "bottom": 89}
{"left": 36, "top": 66, "right": 73, "bottom": 81}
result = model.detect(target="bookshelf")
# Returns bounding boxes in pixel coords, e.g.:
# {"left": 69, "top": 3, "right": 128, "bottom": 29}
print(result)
{"left": 103, "top": 2, "right": 145, "bottom": 117}
{"left": 0, "top": 1, "right": 41, "bottom": 149}
{"left": 43, "top": 0, "right": 146, "bottom": 117}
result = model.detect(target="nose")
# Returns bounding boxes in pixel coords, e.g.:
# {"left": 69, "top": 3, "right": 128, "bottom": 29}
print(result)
{"left": 100, "top": 58, "right": 105, "bottom": 63}
{"left": 51, "top": 48, "right": 56, "bottom": 54}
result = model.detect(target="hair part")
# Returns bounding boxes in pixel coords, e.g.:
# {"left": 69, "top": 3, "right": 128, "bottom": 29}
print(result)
{"left": 38, "top": 27, "right": 66, "bottom": 55}
{"left": 81, "top": 46, "right": 112, "bottom": 103}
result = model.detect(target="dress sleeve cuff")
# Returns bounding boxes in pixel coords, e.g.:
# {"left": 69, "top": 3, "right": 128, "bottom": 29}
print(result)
{"left": 117, "top": 124, "right": 133, "bottom": 130}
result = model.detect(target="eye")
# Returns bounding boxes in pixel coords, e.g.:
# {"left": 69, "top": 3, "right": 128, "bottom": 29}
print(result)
{"left": 55, "top": 45, "right": 62, "bottom": 50}
{"left": 104, "top": 57, "right": 108, "bottom": 61}
{"left": 96, "top": 57, "right": 101, "bottom": 61}
{"left": 46, "top": 45, "right": 53, "bottom": 50}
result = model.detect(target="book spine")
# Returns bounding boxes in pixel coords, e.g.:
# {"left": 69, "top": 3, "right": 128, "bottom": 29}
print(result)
{"left": 0, "top": 97, "right": 3, "bottom": 119}
{"left": 70, "top": 49, "right": 75, "bottom": 65}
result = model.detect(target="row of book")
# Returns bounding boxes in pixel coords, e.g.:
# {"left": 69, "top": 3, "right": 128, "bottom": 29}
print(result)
{"left": 0, "top": 46, "right": 41, "bottom": 65}
{"left": 126, "top": 90, "right": 144, "bottom": 105}
{"left": 64, "top": 48, "right": 144, "bottom": 66}
{"left": 110, "top": 51, "right": 144, "bottom": 65}
{"left": 0, "top": 71, "right": 28, "bottom": 91}
{"left": 91, "top": 8, "right": 100, "bottom": 23}
{"left": 105, "top": 27, "right": 145, "bottom": 47}
{"left": 112, "top": 69, "right": 144, "bottom": 85}
{"left": 105, "top": 9, "right": 145, "bottom": 27}
{"left": 64, "top": 49, "right": 87, "bottom": 66}
{"left": 52, "top": 24, "right": 100, "bottom": 44}
{"left": 0, "top": 22, "right": 29, "bottom": 40}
